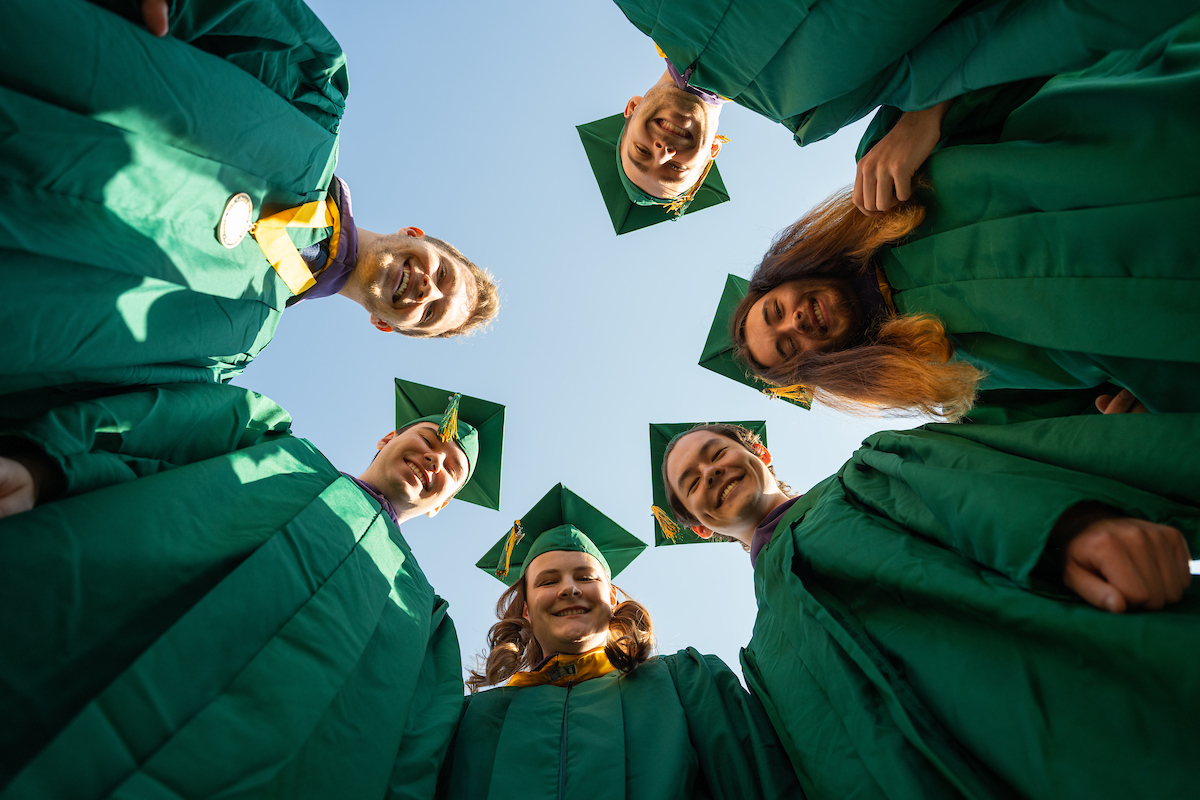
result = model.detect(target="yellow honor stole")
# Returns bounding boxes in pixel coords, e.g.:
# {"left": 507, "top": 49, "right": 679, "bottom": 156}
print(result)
{"left": 251, "top": 198, "right": 342, "bottom": 296}
{"left": 507, "top": 648, "right": 615, "bottom": 688}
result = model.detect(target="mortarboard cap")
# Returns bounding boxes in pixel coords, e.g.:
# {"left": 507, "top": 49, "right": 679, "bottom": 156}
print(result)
{"left": 577, "top": 113, "right": 730, "bottom": 235}
{"left": 648, "top": 421, "right": 769, "bottom": 546}
{"left": 477, "top": 484, "right": 647, "bottom": 586}
{"left": 698, "top": 274, "right": 814, "bottom": 409}
{"left": 394, "top": 378, "right": 505, "bottom": 510}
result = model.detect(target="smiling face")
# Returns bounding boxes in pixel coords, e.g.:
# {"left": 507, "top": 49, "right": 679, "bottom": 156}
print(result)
{"left": 349, "top": 229, "right": 479, "bottom": 337}
{"left": 522, "top": 550, "right": 617, "bottom": 656}
{"left": 360, "top": 422, "right": 468, "bottom": 521}
{"left": 664, "top": 431, "right": 788, "bottom": 542}
{"left": 742, "top": 276, "right": 866, "bottom": 368}
{"left": 619, "top": 74, "right": 722, "bottom": 199}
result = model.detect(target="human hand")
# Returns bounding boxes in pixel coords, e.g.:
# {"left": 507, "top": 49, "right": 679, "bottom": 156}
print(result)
{"left": 0, "top": 456, "right": 37, "bottom": 518}
{"left": 141, "top": 0, "right": 169, "bottom": 37}
{"left": 1095, "top": 389, "right": 1148, "bottom": 414}
{"left": 1063, "top": 517, "right": 1192, "bottom": 612}
{"left": 853, "top": 100, "right": 951, "bottom": 216}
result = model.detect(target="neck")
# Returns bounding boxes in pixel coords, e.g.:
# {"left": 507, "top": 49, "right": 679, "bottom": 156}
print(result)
{"left": 336, "top": 227, "right": 382, "bottom": 303}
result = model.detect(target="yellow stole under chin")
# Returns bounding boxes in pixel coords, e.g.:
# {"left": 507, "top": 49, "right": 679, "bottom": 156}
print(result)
{"left": 506, "top": 648, "right": 615, "bottom": 688}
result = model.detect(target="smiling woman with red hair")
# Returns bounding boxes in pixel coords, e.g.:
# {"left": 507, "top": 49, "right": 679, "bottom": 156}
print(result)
{"left": 437, "top": 484, "right": 800, "bottom": 800}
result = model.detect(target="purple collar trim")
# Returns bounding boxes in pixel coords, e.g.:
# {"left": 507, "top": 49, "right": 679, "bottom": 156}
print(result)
{"left": 749, "top": 496, "right": 801, "bottom": 568}
{"left": 343, "top": 473, "right": 400, "bottom": 527}
{"left": 665, "top": 57, "right": 727, "bottom": 107}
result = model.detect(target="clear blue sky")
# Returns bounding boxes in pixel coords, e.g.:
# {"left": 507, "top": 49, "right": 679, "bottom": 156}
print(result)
{"left": 233, "top": 0, "right": 923, "bottom": 682}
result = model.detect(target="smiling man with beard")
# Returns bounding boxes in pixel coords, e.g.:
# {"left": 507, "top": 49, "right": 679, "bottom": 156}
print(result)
{"left": 658, "top": 418, "right": 1200, "bottom": 800}
{"left": 0, "top": 0, "right": 498, "bottom": 423}
{"left": 0, "top": 379, "right": 504, "bottom": 798}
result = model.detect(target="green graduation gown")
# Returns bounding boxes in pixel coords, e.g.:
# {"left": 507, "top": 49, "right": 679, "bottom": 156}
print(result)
{"left": 0, "top": 0, "right": 346, "bottom": 422}
{"left": 745, "top": 413, "right": 1200, "bottom": 799}
{"left": 0, "top": 385, "right": 462, "bottom": 799}
{"left": 437, "top": 649, "right": 802, "bottom": 800}
{"left": 863, "top": 16, "right": 1200, "bottom": 413}
{"left": 613, "top": 0, "right": 1197, "bottom": 145}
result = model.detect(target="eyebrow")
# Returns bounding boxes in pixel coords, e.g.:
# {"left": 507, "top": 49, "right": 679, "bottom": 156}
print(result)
{"left": 675, "top": 438, "right": 719, "bottom": 494}
{"left": 531, "top": 569, "right": 560, "bottom": 583}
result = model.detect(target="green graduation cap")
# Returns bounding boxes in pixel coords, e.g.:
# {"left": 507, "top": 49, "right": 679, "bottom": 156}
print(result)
{"left": 698, "top": 274, "right": 814, "bottom": 410}
{"left": 648, "top": 421, "right": 768, "bottom": 546}
{"left": 394, "top": 378, "right": 505, "bottom": 510}
{"left": 476, "top": 484, "right": 647, "bottom": 587}
{"left": 577, "top": 113, "right": 730, "bottom": 235}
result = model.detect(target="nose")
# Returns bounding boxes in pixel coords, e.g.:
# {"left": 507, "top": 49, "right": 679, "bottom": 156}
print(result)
{"left": 424, "top": 447, "right": 446, "bottom": 473}
{"left": 558, "top": 580, "right": 582, "bottom": 597}
{"left": 703, "top": 462, "right": 724, "bottom": 487}
{"left": 413, "top": 269, "right": 443, "bottom": 303}
{"left": 651, "top": 138, "right": 677, "bottom": 160}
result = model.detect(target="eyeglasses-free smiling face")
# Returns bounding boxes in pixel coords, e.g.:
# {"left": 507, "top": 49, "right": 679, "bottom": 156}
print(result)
{"left": 620, "top": 80, "right": 721, "bottom": 199}
{"left": 523, "top": 550, "right": 617, "bottom": 656}
{"left": 354, "top": 229, "right": 478, "bottom": 337}
{"left": 665, "top": 431, "right": 782, "bottom": 538}
{"left": 364, "top": 422, "right": 468, "bottom": 518}
{"left": 742, "top": 276, "right": 865, "bottom": 368}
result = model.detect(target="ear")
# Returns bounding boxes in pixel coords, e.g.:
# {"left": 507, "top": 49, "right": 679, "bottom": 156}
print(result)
{"left": 376, "top": 431, "right": 397, "bottom": 452}
{"left": 425, "top": 499, "right": 450, "bottom": 518}
{"left": 398, "top": 226, "right": 425, "bottom": 238}
{"left": 369, "top": 313, "right": 395, "bottom": 333}
{"left": 709, "top": 138, "right": 722, "bottom": 158}
{"left": 750, "top": 442, "right": 773, "bottom": 467}
{"left": 691, "top": 525, "right": 715, "bottom": 539}
{"left": 623, "top": 96, "right": 641, "bottom": 119}
{"left": 608, "top": 583, "right": 618, "bottom": 608}
{"left": 521, "top": 599, "right": 530, "bottom": 622}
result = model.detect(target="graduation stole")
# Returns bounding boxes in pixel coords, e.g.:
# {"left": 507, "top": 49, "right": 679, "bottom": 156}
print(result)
{"left": 507, "top": 648, "right": 615, "bottom": 688}
{"left": 251, "top": 198, "right": 342, "bottom": 296}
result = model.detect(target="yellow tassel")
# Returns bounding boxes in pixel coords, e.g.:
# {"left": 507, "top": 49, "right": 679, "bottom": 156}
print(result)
{"left": 664, "top": 157, "right": 718, "bottom": 216}
{"left": 495, "top": 520, "right": 523, "bottom": 578}
{"left": 763, "top": 384, "right": 814, "bottom": 410}
{"left": 438, "top": 393, "right": 461, "bottom": 443}
{"left": 715, "top": 135, "right": 731, "bottom": 143}
{"left": 651, "top": 505, "right": 681, "bottom": 543}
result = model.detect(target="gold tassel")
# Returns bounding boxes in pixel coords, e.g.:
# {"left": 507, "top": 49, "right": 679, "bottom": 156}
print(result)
{"left": 663, "top": 157, "right": 718, "bottom": 216}
{"left": 495, "top": 520, "right": 523, "bottom": 578}
{"left": 715, "top": 135, "right": 731, "bottom": 143}
{"left": 437, "top": 393, "right": 461, "bottom": 442}
{"left": 651, "top": 505, "right": 681, "bottom": 543}
{"left": 762, "top": 384, "right": 814, "bottom": 410}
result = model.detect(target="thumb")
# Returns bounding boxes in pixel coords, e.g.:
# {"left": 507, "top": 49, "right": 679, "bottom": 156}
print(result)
{"left": 1064, "top": 561, "right": 1126, "bottom": 613}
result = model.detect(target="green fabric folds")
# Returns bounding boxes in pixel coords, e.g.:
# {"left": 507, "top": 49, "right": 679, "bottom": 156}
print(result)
{"left": 863, "top": 16, "right": 1200, "bottom": 411}
{"left": 615, "top": 0, "right": 1197, "bottom": 145}
{"left": 0, "top": 0, "right": 345, "bottom": 422}
{"left": 0, "top": 385, "right": 462, "bottom": 798}
{"left": 746, "top": 413, "right": 1200, "bottom": 799}
{"left": 437, "top": 649, "right": 802, "bottom": 800}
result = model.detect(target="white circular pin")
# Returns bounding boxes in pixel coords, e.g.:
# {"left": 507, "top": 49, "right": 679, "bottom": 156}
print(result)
{"left": 217, "top": 193, "right": 254, "bottom": 248}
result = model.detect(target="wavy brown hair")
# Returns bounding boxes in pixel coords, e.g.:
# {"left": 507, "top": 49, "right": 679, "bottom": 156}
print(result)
{"left": 660, "top": 423, "right": 795, "bottom": 533}
{"left": 730, "top": 186, "right": 983, "bottom": 420}
{"left": 466, "top": 574, "right": 655, "bottom": 693}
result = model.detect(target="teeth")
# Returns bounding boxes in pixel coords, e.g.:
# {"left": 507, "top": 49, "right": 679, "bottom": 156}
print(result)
{"left": 814, "top": 304, "right": 827, "bottom": 328}
{"left": 659, "top": 119, "right": 686, "bottom": 135}
{"left": 555, "top": 609, "right": 588, "bottom": 616}
{"left": 720, "top": 478, "right": 741, "bottom": 504}
{"left": 393, "top": 263, "right": 410, "bottom": 303}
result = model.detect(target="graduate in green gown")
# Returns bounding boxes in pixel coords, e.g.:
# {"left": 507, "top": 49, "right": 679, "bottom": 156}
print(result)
{"left": 0, "top": 0, "right": 498, "bottom": 423}
{"left": 657, "top": 418, "right": 1199, "bottom": 799}
{"left": 577, "top": 0, "right": 1196, "bottom": 233}
{"left": 437, "top": 484, "right": 801, "bottom": 800}
{"left": 0, "top": 379, "right": 505, "bottom": 798}
{"left": 712, "top": 15, "right": 1200, "bottom": 417}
